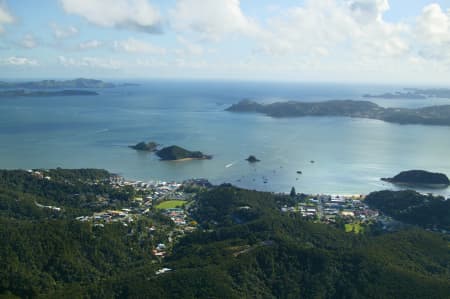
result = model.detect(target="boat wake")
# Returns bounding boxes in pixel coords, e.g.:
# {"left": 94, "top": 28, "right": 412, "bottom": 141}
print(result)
{"left": 225, "top": 161, "right": 238, "bottom": 168}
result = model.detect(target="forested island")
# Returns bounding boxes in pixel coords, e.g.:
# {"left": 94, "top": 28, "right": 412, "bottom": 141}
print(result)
{"left": 0, "top": 168, "right": 449, "bottom": 298}
{"left": 382, "top": 170, "right": 450, "bottom": 187}
{"left": 0, "top": 89, "right": 98, "bottom": 97}
{"left": 226, "top": 99, "right": 450, "bottom": 126}
{"left": 156, "top": 145, "right": 212, "bottom": 161}
{"left": 0, "top": 78, "right": 117, "bottom": 89}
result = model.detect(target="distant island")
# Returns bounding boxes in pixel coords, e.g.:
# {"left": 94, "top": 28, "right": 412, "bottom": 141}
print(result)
{"left": 0, "top": 78, "right": 128, "bottom": 89}
{"left": 0, "top": 89, "right": 98, "bottom": 98}
{"left": 129, "top": 141, "right": 159, "bottom": 152}
{"left": 363, "top": 92, "right": 426, "bottom": 100}
{"left": 246, "top": 155, "right": 260, "bottom": 163}
{"left": 156, "top": 145, "right": 212, "bottom": 161}
{"left": 226, "top": 99, "right": 450, "bottom": 126}
{"left": 364, "top": 88, "right": 450, "bottom": 99}
{"left": 381, "top": 170, "right": 450, "bottom": 187}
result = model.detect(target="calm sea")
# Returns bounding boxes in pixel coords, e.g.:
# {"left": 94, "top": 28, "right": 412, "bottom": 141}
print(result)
{"left": 1, "top": 80, "right": 450, "bottom": 196}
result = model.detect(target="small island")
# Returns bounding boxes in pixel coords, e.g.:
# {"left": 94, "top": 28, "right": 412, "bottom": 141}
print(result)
{"left": 129, "top": 141, "right": 159, "bottom": 152}
{"left": 156, "top": 145, "right": 212, "bottom": 161}
{"left": 381, "top": 170, "right": 450, "bottom": 187}
{"left": 246, "top": 155, "right": 260, "bottom": 163}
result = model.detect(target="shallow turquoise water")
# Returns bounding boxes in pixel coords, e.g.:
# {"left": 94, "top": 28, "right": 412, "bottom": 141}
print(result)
{"left": 1, "top": 80, "right": 449, "bottom": 196}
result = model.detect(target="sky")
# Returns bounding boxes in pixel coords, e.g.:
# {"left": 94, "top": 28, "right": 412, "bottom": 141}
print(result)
{"left": 1, "top": 0, "right": 450, "bottom": 84}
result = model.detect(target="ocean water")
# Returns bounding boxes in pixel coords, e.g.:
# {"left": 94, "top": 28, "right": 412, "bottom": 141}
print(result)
{"left": 1, "top": 80, "right": 450, "bottom": 196}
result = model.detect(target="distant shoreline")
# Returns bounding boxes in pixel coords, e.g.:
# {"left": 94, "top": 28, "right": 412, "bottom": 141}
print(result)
{"left": 226, "top": 99, "right": 450, "bottom": 127}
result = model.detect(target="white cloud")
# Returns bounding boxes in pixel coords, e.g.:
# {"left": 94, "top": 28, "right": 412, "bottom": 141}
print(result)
{"left": 411, "top": 4, "right": 450, "bottom": 66}
{"left": 20, "top": 34, "right": 38, "bottom": 48}
{"left": 416, "top": 4, "right": 450, "bottom": 45}
{"left": 60, "top": 0, "right": 161, "bottom": 33}
{"left": 170, "top": 0, "right": 261, "bottom": 41}
{"left": 0, "top": 3, "right": 14, "bottom": 33}
{"left": 176, "top": 36, "right": 204, "bottom": 56}
{"left": 114, "top": 38, "right": 166, "bottom": 55}
{"left": 79, "top": 39, "right": 103, "bottom": 50}
{"left": 256, "top": 0, "right": 409, "bottom": 63}
{"left": 1, "top": 56, "right": 39, "bottom": 66}
{"left": 59, "top": 55, "right": 122, "bottom": 69}
{"left": 349, "top": 0, "right": 389, "bottom": 23}
{"left": 52, "top": 23, "right": 79, "bottom": 39}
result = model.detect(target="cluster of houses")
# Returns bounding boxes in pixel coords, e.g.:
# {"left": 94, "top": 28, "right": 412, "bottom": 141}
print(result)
{"left": 27, "top": 169, "right": 51, "bottom": 180}
{"left": 74, "top": 175, "right": 202, "bottom": 259}
{"left": 76, "top": 208, "right": 135, "bottom": 225}
{"left": 162, "top": 208, "right": 187, "bottom": 226}
{"left": 281, "top": 194, "right": 379, "bottom": 224}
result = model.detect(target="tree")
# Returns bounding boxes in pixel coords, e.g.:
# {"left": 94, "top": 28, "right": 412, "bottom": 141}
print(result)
{"left": 290, "top": 187, "right": 296, "bottom": 197}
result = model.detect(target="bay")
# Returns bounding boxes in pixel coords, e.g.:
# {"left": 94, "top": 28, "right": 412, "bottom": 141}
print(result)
{"left": 1, "top": 79, "right": 449, "bottom": 196}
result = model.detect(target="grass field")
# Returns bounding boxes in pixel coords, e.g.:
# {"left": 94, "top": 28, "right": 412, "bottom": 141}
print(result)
{"left": 155, "top": 200, "right": 187, "bottom": 209}
{"left": 345, "top": 223, "right": 364, "bottom": 234}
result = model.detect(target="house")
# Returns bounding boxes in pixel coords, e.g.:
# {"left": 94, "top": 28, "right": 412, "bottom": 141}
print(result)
{"left": 155, "top": 268, "right": 172, "bottom": 275}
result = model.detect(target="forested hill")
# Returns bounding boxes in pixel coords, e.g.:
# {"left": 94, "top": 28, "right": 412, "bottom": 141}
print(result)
{"left": 226, "top": 99, "right": 450, "bottom": 126}
{"left": 0, "top": 170, "right": 449, "bottom": 298}
{"left": 366, "top": 190, "right": 450, "bottom": 231}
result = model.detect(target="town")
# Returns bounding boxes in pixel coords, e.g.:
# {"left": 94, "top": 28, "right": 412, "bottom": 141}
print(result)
{"left": 73, "top": 175, "right": 211, "bottom": 260}
{"left": 281, "top": 193, "right": 381, "bottom": 233}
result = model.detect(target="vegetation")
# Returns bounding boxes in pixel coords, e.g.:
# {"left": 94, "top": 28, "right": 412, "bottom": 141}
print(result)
{"left": 226, "top": 99, "right": 450, "bottom": 126}
{"left": 345, "top": 223, "right": 364, "bottom": 234}
{"left": 156, "top": 145, "right": 212, "bottom": 161}
{"left": 290, "top": 186, "right": 296, "bottom": 197}
{"left": 366, "top": 190, "right": 450, "bottom": 230}
{"left": 155, "top": 200, "right": 187, "bottom": 209}
{"left": 0, "top": 170, "right": 449, "bottom": 298}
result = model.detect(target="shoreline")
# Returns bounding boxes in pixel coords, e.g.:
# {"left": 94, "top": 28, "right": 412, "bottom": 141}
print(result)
{"left": 163, "top": 157, "right": 211, "bottom": 162}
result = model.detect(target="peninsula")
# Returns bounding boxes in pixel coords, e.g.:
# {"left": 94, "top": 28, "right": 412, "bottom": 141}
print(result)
{"left": 156, "top": 145, "right": 212, "bottom": 161}
{"left": 0, "top": 89, "right": 98, "bottom": 97}
{"left": 381, "top": 170, "right": 450, "bottom": 187}
{"left": 226, "top": 99, "right": 450, "bottom": 126}
{"left": 0, "top": 78, "right": 116, "bottom": 89}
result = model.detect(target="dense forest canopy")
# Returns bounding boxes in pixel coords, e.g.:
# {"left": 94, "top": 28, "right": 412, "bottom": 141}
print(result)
{"left": 0, "top": 169, "right": 448, "bottom": 298}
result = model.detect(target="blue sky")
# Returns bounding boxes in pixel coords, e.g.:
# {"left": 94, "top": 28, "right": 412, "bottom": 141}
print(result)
{"left": 1, "top": 0, "right": 450, "bottom": 83}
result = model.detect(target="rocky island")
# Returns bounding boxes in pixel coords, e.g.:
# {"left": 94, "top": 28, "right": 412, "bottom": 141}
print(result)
{"left": 381, "top": 170, "right": 450, "bottom": 187}
{"left": 156, "top": 145, "right": 212, "bottom": 161}
{"left": 226, "top": 99, "right": 450, "bottom": 126}
{"left": 246, "top": 155, "right": 260, "bottom": 163}
{"left": 129, "top": 141, "right": 159, "bottom": 152}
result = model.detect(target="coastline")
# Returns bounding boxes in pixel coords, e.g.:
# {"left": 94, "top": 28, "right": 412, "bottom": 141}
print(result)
{"left": 164, "top": 157, "right": 211, "bottom": 162}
